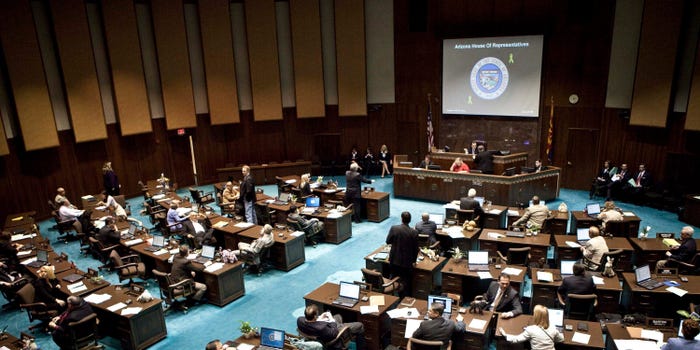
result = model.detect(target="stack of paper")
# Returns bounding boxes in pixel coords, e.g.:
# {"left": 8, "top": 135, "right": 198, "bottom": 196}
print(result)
{"left": 84, "top": 293, "right": 112, "bottom": 304}
{"left": 536, "top": 271, "right": 553, "bottom": 282}
{"left": 107, "top": 302, "right": 127, "bottom": 312}
{"left": 121, "top": 307, "right": 143, "bottom": 315}
{"left": 67, "top": 281, "right": 87, "bottom": 294}
{"left": 124, "top": 238, "right": 143, "bottom": 246}
{"left": 468, "top": 319, "right": 487, "bottom": 330}
{"left": 565, "top": 241, "right": 581, "bottom": 248}
{"left": 662, "top": 238, "right": 679, "bottom": 247}
{"left": 478, "top": 271, "right": 494, "bottom": 279}
{"left": 592, "top": 276, "right": 605, "bottom": 285}
{"left": 213, "top": 221, "right": 229, "bottom": 228}
{"left": 502, "top": 267, "right": 523, "bottom": 276}
{"left": 205, "top": 262, "right": 224, "bottom": 273}
{"left": 234, "top": 222, "right": 254, "bottom": 228}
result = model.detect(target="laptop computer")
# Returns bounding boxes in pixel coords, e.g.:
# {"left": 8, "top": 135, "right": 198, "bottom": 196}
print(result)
{"left": 305, "top": 196, "right": 320, "bottom": 208}
{"left": 505, "top": 230, "right": 525, "bottom": 238}
{"left": 586, "top": 203, "right": 601, "bottom": 218}
{"left": 428, "top": 213, "right": 444, "bottom": 229}
{"left": 332, "top": 282, "right": 360, "bottom": 308}
{"left": 194, "top": 245, "right": 216, "bottom": 264}
{"left": 576, "top": 228, "right": 591, "bottom": 245}
{"left": 144, "top": 235, "right": 166, "bottom": 252}
{"left": 560, "top": 260, "right": 577, "bottom": 277}
{"left": 468, "top": 251, "right": 490, "bottom": 271}
{"left": 121, "top": 223, "right": 138, "bottom": 239}
{"left": 273, "top": 192, "right": 291, "bottom": 206}
{"left": 425, "top": 295, "right": 453, "bottom": 320}
{"left": 474, "top": 197, "right": 485, "bottom": 207}
{"left": 549, "top": 308, "right": 565, "bottom": 332}
{"left": 635, "top": 265, "right": 664, "bottom": 290}
{"left": 258, "top": 327, "right": 286, "bottom": 350}
{"left": 27, "top": 249, "right": 49, "bottom": 268}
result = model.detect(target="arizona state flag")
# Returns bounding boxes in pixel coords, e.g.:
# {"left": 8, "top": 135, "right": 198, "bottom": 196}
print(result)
{"left": 545, "top": 96, "right": 554, "bottom": 163}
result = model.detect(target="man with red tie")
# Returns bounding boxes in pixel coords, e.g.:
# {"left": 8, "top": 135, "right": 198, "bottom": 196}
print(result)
{"left": 624, "top": 163, "right": 652, "bottom": 202}
{"left": 49, "top": 296, "right": 94, "bottom": 349}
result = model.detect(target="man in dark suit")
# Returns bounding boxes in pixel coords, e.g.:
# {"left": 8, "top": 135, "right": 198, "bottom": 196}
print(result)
{"left": 459, "top": 188, "right": 484, "bottom": 225}
{"left": 414, "top": 213, "right": 438, "bottom": 245}
{"left": 657, "top": 226, "right": 697, "bottom": 270}
{"left": 607, "top": 163, "right": 632, "bottom": 200}
{"left": 345, "top": 162, "right": 373, "bottom": 223}
{"left": 386, "top": 211, "right": 419, "bottom": 298}
{"left": 474, "top": 145, "right": 499, "bottom": 174}
{"left": 240, "top": 165, "right": 257, "bottom": 224}
{"left": 297, "top": 304, "right": 365, "bottom": 350}
{"left": 183, "top": 212, "right": 216, "bottom": 248}
{"left": 557, "top": 263, "right": 596, "bottom": 306}
{"left": 623, "top": 163, "right": 652, "bottom": 202}
{"left": 96, "top": 216, "right": 121, "bottom": 246}
{"left": 484, "top": 273, "right": 522, "bottom": 318}
{"left": 412, "top": 302, "right": 466, "bottom": 345}
{"left": 171, "top": 245, "right": 207, "bottom": 305}
{"left": 49, "top": 296, "right": 94, "bottom": 349}
{"left": 418, "top": 154, "right": 434, "bottom": 169}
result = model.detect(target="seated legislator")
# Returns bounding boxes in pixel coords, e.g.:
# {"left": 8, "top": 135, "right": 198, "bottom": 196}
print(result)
{"left": 512, "top": 196, "right": 548, "bottom": 229}
{"left": 96, "top": 217, "right": 121, "bottom": 246}
{"left": 534, "top": 159, "right": 548, "bottom": 173}
{"left": 184, "top": 212, "right": 216, "bottom": 248}
{"left": 414, "top": 213, "right": 438, "bottom": 245}
{"left": 0, "top": 231, "right": 21, "bottom": 269}
{"left": 657, "top": 226, "right": 697, "bottom": 270}
{"left": 661, "top": 318, "right": 700, "bottom": 350}
{"left": 97, "top": 190, "right": 127, "bottom": 220}
{"left": 378, "top": 144, "right": 392, "bottom": 178}
{"left": 557, "top": 263, "right": 596, "bottom": 307}
{"left": 205, "top": 340, "right": 230, "bottom": 350}
{"left": 459, "top": 188, "right": 484, "bottom": 224}
{"left": 581, "top": 227, "right": 609, "bottom": 270}
{"left": 33, "top": 265, "right": 66, "bottom": 312}
{"left": 297, "top": 304, "right": 366, "bottom": 350}
{"left": 589, "top": 160, "right": 616, "bottom": 199}
{"left": 299, "top": 173, "right": 312, "bottom": 197}
{"left": 412, "top": 301, "right": 466, "bottom": 345}
{"left": 484, "top": 273, "right": 522, "bottom": 318}
{"left": 598, "top": 201, "right": 623, "bottom": 231}
{"left": 465, "top": 141, "right": 479, "bottom": 157}
{"left": 58, "top": 200, "right": 88, "bottom": 233}
{"left": 222, "top": 181, "right": 240, "bottom": 204}
{"left": 54, "top": 187, "right": 76, "bottom": 209}
{"left": 450, "top": 157, "right": 470, "bottom": 173}
{"left": 166, "top": 200, "right": 188, "bottom": 232}
{"left": 171, "top": 245, "right": 207, "bottom": 305}
{"left": 418, "top": 154, "right": 434, "bottom": 169}
{"left": 500, "top": 305, "right": 564, "bottom": 350}
{"left": 622, "top": 163, "right": 652, "bottom": 202}
{"left": 49, "top": 296, "right": 94, "bottom": 350}
{"left": 607, "top": 163, "right": 632, "bottom": 200}
{"left": 233, "top": 224, "right": 274, "bottom": 258}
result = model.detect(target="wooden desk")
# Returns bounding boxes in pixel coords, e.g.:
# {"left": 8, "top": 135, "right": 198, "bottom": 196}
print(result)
{"left": 620, "top": 272, "right": 700, "bottom": 317}
{"left": 554, "top": 235, "right": 634, "bottom": 272}
{"left": 308, "top": 209, "right": 352, "bottom": 244}
{"left": 477, "top": 229, "right": 551, "bottom": 263}
{"left": 22, "top": 251, "right": 76, "bottom": 276}
{"left": 334, "top": 190, "right": 390, "bottom": 222}
{"left": 303, "top": 282, "right": 400, "bottom": 350}
{"left": 208, "top": 215, "right": 254, "bottom": 250}
{"left": 4, "top": 211, "right": 35, "bottom": 229}
{"left": 216, "top": 161, "right": 312, "bottom": 184}
{"left": 364, "top": 246, "right": 447, "bottom": 299}
{"left": 198, "top": 261, "right": 245, "bottom": 306}
{"left": 130, "top": 242, "right": 173, "bottom": 274}
{"left": 440, "top": 259, "right": 525, "bottom": 303}
{"left": 0, "top": 332, "right": 23, "bottom": 350}
{"left": 545, "top": 211, "right": 569, "bottom": 235}
{"left": 496, "top": 316, "right": 604, "bottom": 349}
{"left": 393, "top": 158, "right": 560, "bottom": 206}
{"left": 54, "top": 268, "right": 110, "bottom": 297}
{"left": 605, "top": 323, "right": 675, "bottom": 349}
{"left": 237, "top": 226, "right": 305, "bottom": 271}
{"left": 570, "top": 211, "right": 641, "bottom": 237}
{"left": 86, "top": 285, "right": 167, "bottom": 350}
{"left": 530, "top": 268, "right": 622, "bottom": 314}
{"left": 390, "top": 298, "right": 493, "bottom": 350}
{"left": 628, "top": 238, "right": 668, "bottom": 269}
{"left": 436, "top": 227, "right": 481, "bottom": 252}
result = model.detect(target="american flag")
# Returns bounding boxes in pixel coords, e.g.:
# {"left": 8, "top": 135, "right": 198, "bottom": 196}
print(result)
{"left": 427, "top": 98, "right": 434, "bottom": 150}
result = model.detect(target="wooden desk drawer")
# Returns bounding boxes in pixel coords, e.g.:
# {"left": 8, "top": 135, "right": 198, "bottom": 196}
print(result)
{"left": 442, "top": 274, "right": 462, "bottom": 295}
{"left": 532, "top": 287, "right": 557, "bottom": 309}
{"left": 479, "top": 241, "right": 498, "bottom": 256}
{"left": 557, "top": 248, "right": 581, "bottom": 261}
{"left": 483, "top": 216, "right": 501, "bottom": 229}
{"left": 596, "top": 290, "right": 620, "bottom": 314}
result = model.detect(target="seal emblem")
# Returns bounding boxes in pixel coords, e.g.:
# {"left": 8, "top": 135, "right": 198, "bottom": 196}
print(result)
{"left": 470, "top": 57, "right": 509, "bottom": 100}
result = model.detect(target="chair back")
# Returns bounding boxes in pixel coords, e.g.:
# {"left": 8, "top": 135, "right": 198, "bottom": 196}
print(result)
{"left": 456, "top": 209, "right": 475, "bottom": 224}
{"left": 565, "top": 293, "right": 597, "bottom": 320}
{"left": 68, "top": 313, "right": 99, "bottom": 350}
{"left": 109, "top": 250, "right": 123, "bottom": 268}
{"left": 326, "top": 326, "right": 353, "bottom": 350}
{"left": 361, "top": 268, "right": 385, "bottom": 291}
{"left": 604, "top": 220, "right": 626, "bottom": 237}
{"left": 16, "top": 283, "right": 35, "bottom": 305}
{"left": 507, "top": 247, "right": 531, "bottom": 266}
{"left": 407, "top": 338, "right": 449, "bottom": 350}
{"left": 599, "top": 249, "right": 623, "bottom": 273}
{"left": 189, "top": 188, "right": 201, "bottom": 202}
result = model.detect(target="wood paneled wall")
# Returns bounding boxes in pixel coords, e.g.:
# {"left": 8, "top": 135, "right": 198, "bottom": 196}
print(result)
{"left": 1, "top": 0, "right": 699, "bottom": 222}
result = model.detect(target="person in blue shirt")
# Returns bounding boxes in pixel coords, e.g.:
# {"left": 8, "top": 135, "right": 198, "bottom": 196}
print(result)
{"left": 167, "top": 200, "right": 188, "bottom": 232}
{"left": 662, "top": 318, "right": 700, "bottom": 350}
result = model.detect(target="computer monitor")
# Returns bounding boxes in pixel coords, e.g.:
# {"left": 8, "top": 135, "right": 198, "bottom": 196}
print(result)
{"left": 586, "top": 203, "right": 601, "bottom": 216}
{"left": 576, "top": 228, "right": 591, "bottom": 242}
{"left": 259, "top": 327, "right": 286, "bottom": 349}
{"left": 560, "top": 260, "right": 577, "bottom": 276}
{"left": 474, "top": 197, "right": 485, "bottom": 206}
{"left": 549, "top": 308, "right": 564, "bottom": 329}
{"left": 152, "top": 235, "right": 166, "bottom": 248}
{"left": 278, "top": 192, "right": 291, "bottom": 202}
{"left": 427, "top": 164, "right": 441, "bottom": 171}
{"left": 503, "top": 167, "right": 517, "bottom": 176}
{"left": 427, "top": 295, "right": 452, "bottom": 315}
{"left": 635, "top": 265, "right": 652, "bottom": 282}
{"left": 201, "top": 245, "right": 216, "bottom": 259}
{"left": 305, "top": 196, "right": 320, "bottom": 208}
{"left": 467, "top": 251, "right": 489, "bottom": 265}
{"left": 338, "top": 282, "right": 360, "bottom": 299}
{"left": 428, "top": 214, "right": 444, "bottom": 225}
{"left": 128, "top": 223, "right": 137, "bottom": 236}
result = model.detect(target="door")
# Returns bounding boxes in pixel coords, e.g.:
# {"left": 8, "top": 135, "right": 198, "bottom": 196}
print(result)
{"left": 563, "top": 128, "right": 599, "bottom": 189}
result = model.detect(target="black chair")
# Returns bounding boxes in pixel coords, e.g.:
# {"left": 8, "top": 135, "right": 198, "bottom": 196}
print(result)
{"left": 584, "top": 249, "right": 622, "bottom": 273}
{"left": 111, "top": 251, "right": 147, "bottom": 285}
{"left": 189, "top": 187, "right": 215, "bottom": 206}
{"left": 565, "top": 293, "right": 597, "bottom": 321}
{"left": 287, "top": 216, "right": 324, "bottom": 246}
{"left": 407, "top": 338, "right": 451, "bottom": 350}
{"left": 152, "top": 269, "right": 195, "bottom": 313}
{"left": 275, "top": 176, "right": 293, "bottom": 195}
{"left": 361, "top": 268, "right": 400, "bottom": 295}
{"left": 497, "top": 247, "right": 531, "bottom": 267}
{"left": 52, "top": 210, "right": 78, "bottom": 243}
{"left": 16, "top": 283, "right": 60, "bottom": 332}
{"left": 603, "top": 220, "right": 626, "bottom": 237}
{"left": 240, "top": 245, "right": 272, "bottom": 276}
{"left": 254, "top": 204, "right": 276, "bottom": 226}
{"left": 669, "top": 252, "right": 700, "bottom": 275}
{"left": 67, "top": 313, "right": 102, "bottom": 350}
{"left": 88, "top": 237, "right": 119, "bottom": 270}
{"left": 298, "top": 325, "right": 353, "bottom": 350}
{"left": 0, "top": 272, "right": 28, "bottom": 311}
{"left": 216, "top": 192, "right": 237, "bottom": 218}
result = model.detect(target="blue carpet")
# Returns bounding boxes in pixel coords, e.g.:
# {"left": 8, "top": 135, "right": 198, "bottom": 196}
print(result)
{"left": 2, "top": 176, "right": 696, "bottom": 349}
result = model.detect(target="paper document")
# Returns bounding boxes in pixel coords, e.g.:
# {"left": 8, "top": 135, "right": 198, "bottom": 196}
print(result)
{"left": 213, "top": 221, "right": 229, "bottom": 228}
{"left": 205, "top": 262, "right": 224, "bottom": 273}
{"left": 360, "top": 305, "right": 379, "bottom": 314}
{"left": 327, "top": 213, "right": 342, "bottom": 219}
{"left": 121, "top": 307, "right": 143, "bottom": 315}
{"left": 502, "top": 267, "right": 523, "bottom": 276}
{"left": 623, "top": 211, "right": 635, "bottom": 216}
{"left": 369, "top": 295, "right": 385, "bottom": 306}
{"left": 387, "top": 307, "right": 420, "bottom": 319}
{"left": 613, "top": 339, "right": 660, "bottom": 350}
{"left": 592, "top": 276, "right": 605, "bottom": 285}
{"left": 487, "top": 232, "right": 504, "bottom": 239}
{"left": 640, "top": 329, "right": 663, "bottom": 344}
{"left": 477, "top": 271, "right": 493, "bottom": 279}
{"left": 16, "top": 250, "right": 32, "bottom": 257}
{"left": 234, "top": 222, "right": 254, "bottom": 228}
{"left": 187, "top": 253, "right": 198, "bottom": 260}
{"left": 536, "top": 271, "right": 553, "bottom": 282}
{"left": 291, "top": 231, "right": 305, "bottom": 237}
{"left": 666, "top": 286, "right": 688, "bottom": 297}
{"left": 627, "top": 178, "right": 638, "bottom": 187}
{"left": 95, "top": 205, "right": 107, "bottom": 211}
{"left": 153, "top": 249, "right": 168, "bottom": 256}
{"left": 443, "top": 203, "right": 459, "bottom": 209}
{"left": 107, "top": 302, "right": 127, "bottom": 312}
{"left": 488, "top": 209, "right": 502, "bottom": 214}
{"left": 84, "top": 293, "right": 112, "bottom": 304}
{"left": 468, "top": 319, "right": 487, "bottom": 330}
{"left": 571, "top": 332, "right": 591, "bottom": 344}
{"left": 662, "top": 238, "right": 679, "bottom": 247}
{"left": 1, "top": 345, "right": 11, "bottom": 350}
{"left": 237, "top": 343, "right": 255, "bottom": 350}
{"left": 125, "top": 238, "right": 143, "bottom": 246}
{"left": 20, "top": 257, "right": 37, "bottom": 265}
{"left": 285, "top": 179, "right": 297, "bottom": 184}
{"left": 81, "top": 195, "right": 94, "bottom": 200}
{"left": 404, "top": 319, "right": 423, "bottom": 338}
{"left": 565, "top": 241, "right": 581, "bottom": 248}
{"left": 169, "top": 248, "right": 180, "bottom": 255}
{"left": 507, "top": 210, "right": 520, "bottom": 216}
{"left": 67, "top": 282, "right": 87, "bottom": 294}
{"left": 447, "top": 228, "right": 464, "bottom": 239}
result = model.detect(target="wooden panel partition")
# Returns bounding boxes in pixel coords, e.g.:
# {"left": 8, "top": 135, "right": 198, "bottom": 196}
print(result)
{"left": 50, "top": 0, "right": 107, "bottom": 142}
{"left": 290, "top": 0, "right": 325, "bottom": 118}
{"left": 101, "top": 0, "right": 152, "bottom": 136}
{"left": 151, "top": 0, "right": 196, "bottom": 129}
{"left": 199, "top": 0, "right": 240, "bottom": 125}
{"left": 686, "top": 51, "right": 700, "bottom": 131}
{"left": 0, "top": 0, "right": 59, "bottom": 151}
{"left": 335, "top": 0, "right": 366, "bottom": 116}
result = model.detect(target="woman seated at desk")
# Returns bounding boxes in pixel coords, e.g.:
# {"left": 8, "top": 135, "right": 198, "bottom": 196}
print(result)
{"left": 500, "top": 305, "right": 564, "bottom": 350}
{"left": 450, "top": 157, "right": 470, "bottom": 173}
{"left": 598, "top": 201, "right": 623, "bottom": 230}
{"left": 33, "top": 265, "right": 66, "bottom": 312}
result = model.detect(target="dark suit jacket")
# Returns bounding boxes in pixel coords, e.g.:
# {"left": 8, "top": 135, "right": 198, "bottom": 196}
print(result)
{"left": 345, "top": 170, "right": 371, "bottom": 199}
{"left": 386, "top": 224, "right": 419, "bottom": 268}
{"left": 418, "top": 160, "right": 434, "bottom": 169}
{"left": 616, "top": 169, "right": 632, "bottom": 184}
{"left": 484, "top": 282, "right": 523, "bottom": 316}
{"left": 459, "top": 197, "right": 484, "bottom": 218}
{"left": 557, "top": 275, "right": 596, "bottom": 302}
{"left": 633, "top": 170, "right": 653, "bottom": 188}
{"left": 474, "top": 150, "right": 499, "bottom": 174}
{"left": 183, "top": 220, "right": 214, "bottom": 246}
{"left": 414, "top": 220, "right": 437, "bottom": 243}
{"left": 297, "top": 317, "right": 339, "bottom": 343}
{"left": 300, "top": 182, "right": 312, "bottom": 197}
{"left": 671, "top": 238, "right": 697, "bottom": 262}
{"left": 412, "top": 317, "right": 465, "bottom": 345}
{"left": 96, "top": 225, "right": 120, "bottom": 246}
{"left": 241, "top": 174, "right": 256, "bottom": 202}
{"left": 171, "top": 256, "right": 204, "bottom": 283}
{"left": 55, "top": 301, "right": 93, "bottom": 332}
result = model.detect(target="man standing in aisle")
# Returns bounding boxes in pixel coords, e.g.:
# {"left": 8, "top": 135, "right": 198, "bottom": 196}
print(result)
{"left": 386, "top": 211, "right": 419, "bottom": 298}
{"left": 240, "top": 165, "right": 257, "bottom": 224}
{"left": 345, "top": 162, "right": 373, "bottom": 224}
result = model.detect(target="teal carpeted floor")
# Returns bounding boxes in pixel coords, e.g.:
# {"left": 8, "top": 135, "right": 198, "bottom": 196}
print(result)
{"left": 2, "top": 174, "right": 696, "bottom": 349}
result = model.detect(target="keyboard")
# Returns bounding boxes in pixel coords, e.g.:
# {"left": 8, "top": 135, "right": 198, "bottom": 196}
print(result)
{"left": 332, "top": 297, "right": 358, "bottom": 308}
{"left": 144, "top": 246, "right": 163, "bottom": 252}
{"left": 505, "top": 231, "right": 525, "bottom": 238}
{"left": 272, "top": 200, "right": 288, "bottom": 206}
{"left": 637, "top": 279, "right": 664, "bottom": 290}
{"left": 194, "top": 256, "right": 210, "bottom": 264}
{"left": 468, "top": 264, "right": 490, "bottom": 271}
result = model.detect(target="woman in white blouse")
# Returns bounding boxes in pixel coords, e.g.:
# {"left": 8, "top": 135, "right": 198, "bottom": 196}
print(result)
{"left": 500, "top": 305, "right": 564, "bottom": 350}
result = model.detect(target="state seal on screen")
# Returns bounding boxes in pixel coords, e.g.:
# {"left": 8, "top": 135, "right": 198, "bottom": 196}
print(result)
{"left": 470, "top": 57, "right": 509, "bottom": 100}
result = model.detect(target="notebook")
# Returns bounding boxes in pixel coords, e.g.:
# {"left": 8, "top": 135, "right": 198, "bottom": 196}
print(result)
{"left": 144, "top": 235, "right": 166, "bottom": 252}
{"left": 258, "top": 327, "right": 286, "bottom": 350}
{"left": 549, "top": 308, "right": 565, "bottom": 332}
{"left": 467, "top": 251, "right": 490, "bottom": 271}
{"left": 586, "top": 203, "right": 601, "bottom": 218}
{"left": 635, "top": 265, "right": 663, "bottom": 290}
{"left": 576, "top": 228, "right": 591, "bottom": 244}
{"left": 194, "top": 245, "right": 216, "bottom": 264}
{"left": 62, "top": 273, "right": 84, "bottom": 284}
{"left": 332, "top": 282, "right": 360, "bottom": 308}
{"left": 27, "top": 249, "right": 49, "bottom": 268}
{"left": 425, "top": 295, "right": 452, "bottom": 320}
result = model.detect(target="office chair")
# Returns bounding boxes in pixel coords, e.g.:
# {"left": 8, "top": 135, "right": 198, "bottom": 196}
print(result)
{"left": 189, "top": 187, "right": 214, "bottom": 206}
{"left": 254, "top": 204, "right": 276, "bottom": 226}
{"left": 152, "top": 269, "right": 195, "bottom": 313}
{"left": 143, "top": 202, "right": 167, "bottom": 233}
{"left": 361, "top": 268, "right": 400, "bottom": 295}
{"left": 407, "top": 338, "right": 451, "bottom": 350}
{"left": 565, "top": 294, "right": 597, "bottom": 321}
{"left": 67, "top": 313, "right": 103, "bottom": 350}
{"left": 298, "top": 325, "right": 353, "bottom": 350}
{"left": 0, "top": 273, "right": 28, "bottom": 311}
{"left": 275, "top": 176, "right": 293, "bottom": 194}
{"left": 668, "top": 252, "right": 700, "bottom": 275}
{"left": 88, "top": 237, "right": 119, "bottom": 270}
{"left": 287, "top": 216, "right": 324, "bottom": 246}
{"left": 583, "top": 249, "right": 622, "bottom": 273}
{"left": 603, "top": 220, "right": 626, "bottom": 237}
{"left": 52, "top": 210, "right": 78, "bottom": 243}
{"left": 456, "top": 209, "right": 475, "bottom": 225}
{"left": 216, "top": 192, "right": 237, "bottom": 217}
{"left": 110, "top": 251, "right": 147, "bottom": 285}
{"left": 113, "top": 195, "right": 131, "bottom": 216}
{"left": 16, "top": 283, "right": 60, "bottom": 332}
{"left": 240, "top": 245, "right": 272, "bottom": 276}
{"left": 497, "top": 247, "right": 531, "bottom": 267}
